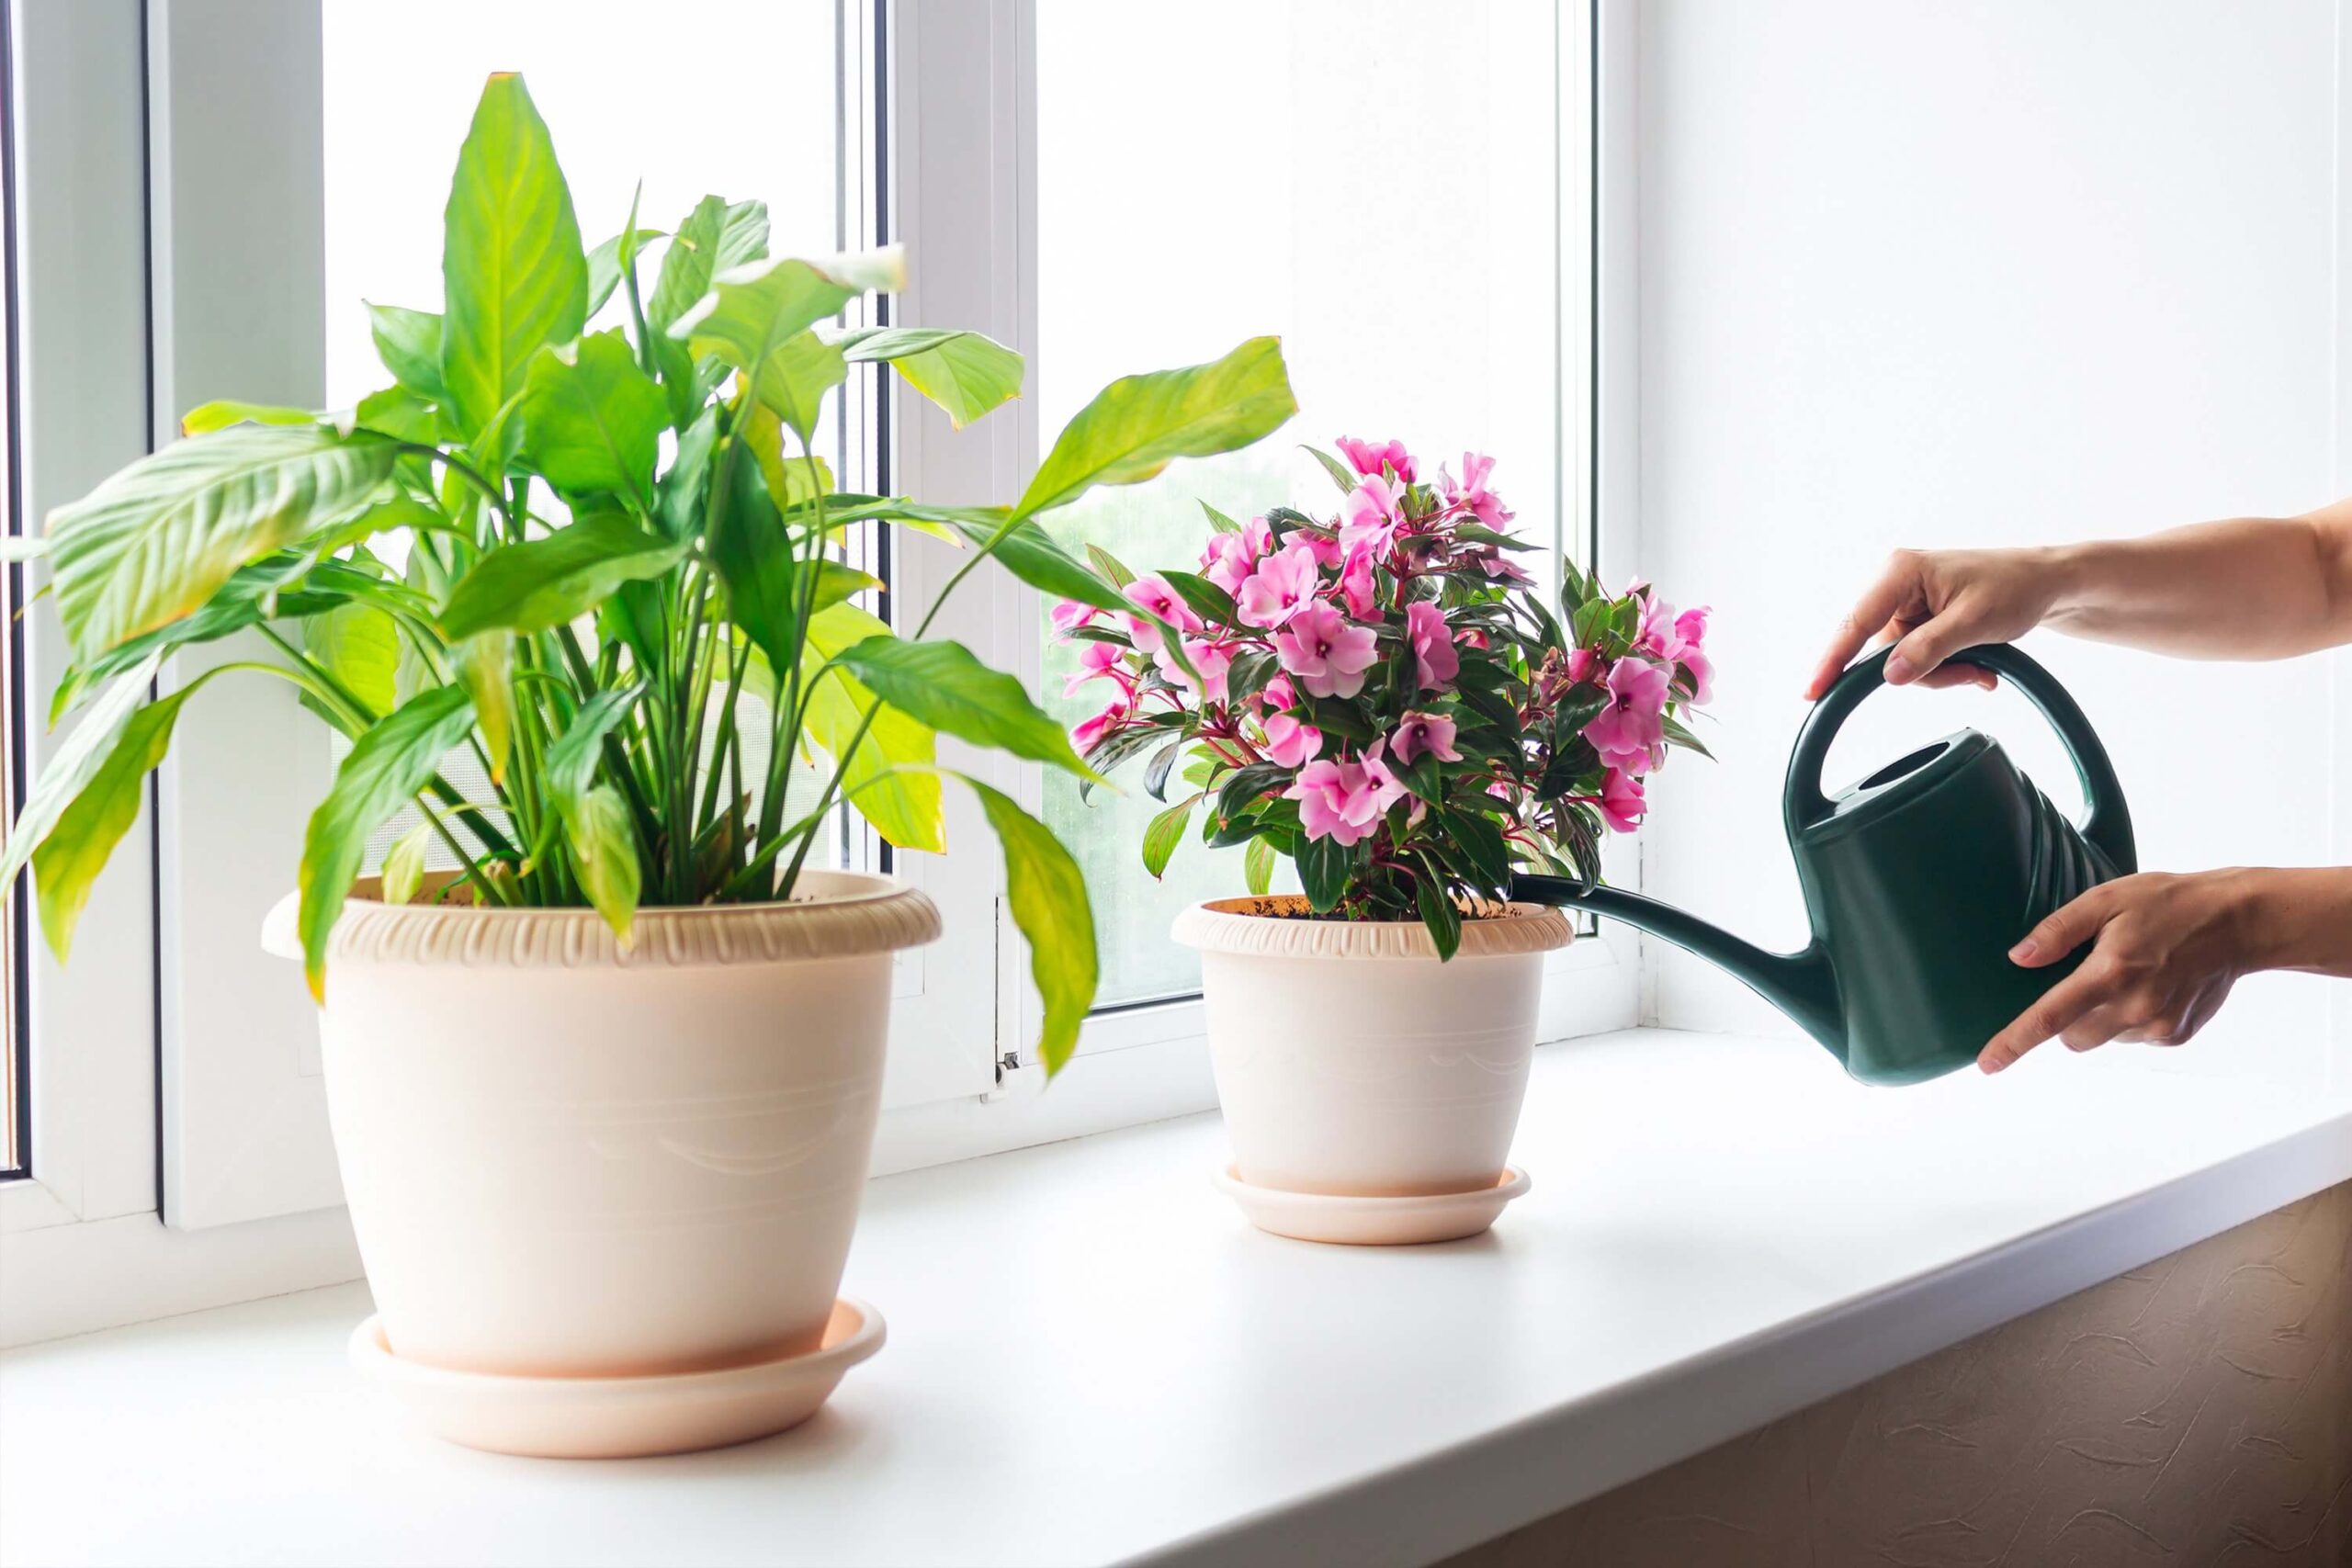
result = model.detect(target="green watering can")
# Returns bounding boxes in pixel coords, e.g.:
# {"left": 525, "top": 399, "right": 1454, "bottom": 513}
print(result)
{"left": 1511, "top": 643, "right": 2136, "bottom": 1085}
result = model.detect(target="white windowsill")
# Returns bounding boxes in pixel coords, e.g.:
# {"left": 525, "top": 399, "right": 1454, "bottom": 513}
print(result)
{"left": 5, "top": 1027, "right": 2350, "bottom": 1568}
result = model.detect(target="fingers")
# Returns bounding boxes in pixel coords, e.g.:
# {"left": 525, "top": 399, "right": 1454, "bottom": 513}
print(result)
{"left": 1980, "top": 964, "right": 2110, "bottom": 1073}
{"left": 1883, "top": 602, "right": 1984, "bottom": 686}
{"left": 2008, "top": 882, "right": 2124, "bottom": 968}
{"left": 1911, "top": 664, "right": 1999, "bottom": 692}
{"left": 1807, "top": 555, "right": 1924, "bottom": 700}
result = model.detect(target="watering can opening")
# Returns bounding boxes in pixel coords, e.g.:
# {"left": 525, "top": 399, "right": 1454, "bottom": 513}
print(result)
{"left": 1509, "top": 643, "right": 2135, "bottom": 1086}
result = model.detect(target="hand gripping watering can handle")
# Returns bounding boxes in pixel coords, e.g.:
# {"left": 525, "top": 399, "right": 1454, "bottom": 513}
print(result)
{"left": 1782, "top": 643, "right": 2136, "bottom": 873}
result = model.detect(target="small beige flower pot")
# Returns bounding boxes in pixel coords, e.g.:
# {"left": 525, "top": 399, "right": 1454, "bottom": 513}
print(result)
{"left": 263, "top": 871, "right": 937, "bottom": 1380}
{"left": 1173, "top": 895, "right": 1572, "bottom": 1204}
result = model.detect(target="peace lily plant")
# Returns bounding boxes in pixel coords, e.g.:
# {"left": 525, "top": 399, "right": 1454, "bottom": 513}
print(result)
{"left": 0, "top": 73, "right": 1296, "bottom": 1449}
{"left": 1, "top": 73, "right": 1295, "bottom": 1077}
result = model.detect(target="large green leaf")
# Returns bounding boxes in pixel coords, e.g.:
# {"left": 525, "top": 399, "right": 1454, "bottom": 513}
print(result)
{"left": 439, "top": 73, "right": 587, "bottom": 434}
{"left": 563, "top": 784, "right": 640, "bottom": 942}
{"left": 832, "top": 326, "right": 1023, "bottom": 430}
{"left": 303, "top": 602, "right": 400, "bottom": 720}
{"left": 1016, "top": 336, "right": 1295, "bottom": 518}
{"left": 366, "top": 303, "right": 446, "bottom": 401}
{"left": 178, "top": 402, "right": 316, "bottom": 436}
{"left": 0, "top": 652, "right": 164, "bottom": 898}
{"left": 45, "top": 423, "right": 398, "bottom": 661}
{"left": 674, "top": 247, "right": 901, "bottom": 433}
{"left": 835, "top": 636, "right": 1101, "bottom": 784}
{"left": 648, "top": 197, "right": 771, "bottom": 425}
{"left": 296, "top": 683, "right": 478, "bottom": 998}
{"left": 453, "top": 631, "right": 514, "bottom": 784}
{"left": 520, "top": 330, "right": 666, "bottom": 507}
{"left": 797, "top": 604, "right": 942, "bottom": 853}
{"left": 954, "top": 773, "right": 1095, "bottom": 1076}
{"left": 32, "top": 685, "right": 199, "bottom": 961}
{"left": 544, "top": 682, "right": 641, "bottom": 803}
{"left": 707, "top": 451, "right": 874, "bottom": 675}
{"left": 437, "top": 512, "right": 685, "bottom": 639}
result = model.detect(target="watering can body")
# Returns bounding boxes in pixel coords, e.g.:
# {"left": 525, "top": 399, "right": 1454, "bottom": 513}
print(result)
{"left": 1512, "top": 643, "right": 2135, "bottom": 1085}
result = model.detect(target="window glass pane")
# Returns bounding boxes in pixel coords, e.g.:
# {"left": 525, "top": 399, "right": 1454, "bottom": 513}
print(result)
{"left": 1036, "top": 0, "right": 1561, "bottom": 1009}
{"left": 319, "top": 0, "right": 849, "bottom": 875}
{"left": 1, "top": 26, "right": 19, "bottom": 1174}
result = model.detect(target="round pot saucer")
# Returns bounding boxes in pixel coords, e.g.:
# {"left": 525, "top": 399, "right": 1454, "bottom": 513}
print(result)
{"left": 348, "top": 1297, "right": 885, "bottom": 1459}
{"left": 1213, "top": 1165, "right": 1531, "bottom": 1246}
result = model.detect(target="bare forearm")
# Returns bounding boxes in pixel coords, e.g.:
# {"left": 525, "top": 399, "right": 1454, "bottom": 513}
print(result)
{"left": 2236, "top": 866, "right": 2352, "bottom": 979}
{"left": 2044, "top": 505, "right": 2352, "bottom": 660}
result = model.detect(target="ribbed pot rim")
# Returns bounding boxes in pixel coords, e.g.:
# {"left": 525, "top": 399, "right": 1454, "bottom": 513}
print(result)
{"left": 260, "top": 868, "right": 941, "bottom": 971}
{"left": 1170, "top": 894, "right": 1573, "bottom": 962}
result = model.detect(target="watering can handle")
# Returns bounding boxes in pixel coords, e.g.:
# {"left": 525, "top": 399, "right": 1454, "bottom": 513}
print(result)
{"left": 1783, "top": 643, "right": 2136, "bottom": 873}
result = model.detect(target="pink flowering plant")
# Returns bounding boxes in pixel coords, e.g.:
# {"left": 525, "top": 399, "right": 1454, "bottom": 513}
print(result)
{"left": 1056, "top": 440, "right": 1715, "bottom": 958}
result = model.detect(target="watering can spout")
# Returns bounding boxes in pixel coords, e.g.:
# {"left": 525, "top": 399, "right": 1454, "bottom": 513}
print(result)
{"left": 1509, "top": 876, "right": 1844, "bottom": 1055}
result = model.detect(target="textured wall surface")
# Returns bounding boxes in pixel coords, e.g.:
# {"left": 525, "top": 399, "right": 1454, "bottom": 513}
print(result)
{"left": 1442, "top": 1182, "right": 2352, "bottom": 1567}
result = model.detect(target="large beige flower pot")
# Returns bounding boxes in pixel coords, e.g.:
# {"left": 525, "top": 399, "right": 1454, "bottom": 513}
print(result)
{"left": 263, "top": 871, "right": 937, "bottom": 1379}
{"left": 1173, "top": 896, "right": 1572, "bottom": 1204}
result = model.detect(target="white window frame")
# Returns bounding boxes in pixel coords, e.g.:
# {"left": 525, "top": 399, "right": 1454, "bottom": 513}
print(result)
{"left": 1, "top": 0, "right": 1639, "bottom": 1337}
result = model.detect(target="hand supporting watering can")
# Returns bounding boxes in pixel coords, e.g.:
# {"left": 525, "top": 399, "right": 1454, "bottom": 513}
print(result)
{"left": 1809, "top": 500, "right": 2352, "bottom": 1075}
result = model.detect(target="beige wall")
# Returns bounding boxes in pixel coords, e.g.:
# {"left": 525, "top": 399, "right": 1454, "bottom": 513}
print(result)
{"left": 1443, "top": 1183, "right": 2352, "bottom": 1567}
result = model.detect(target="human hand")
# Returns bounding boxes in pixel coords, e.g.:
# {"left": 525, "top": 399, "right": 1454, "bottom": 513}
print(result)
{"left": 1806, "top": 547, "right": 2068, "bottom": 700}
{"left": 1977, "top": 871, "right": 2260, "bottom": 1073}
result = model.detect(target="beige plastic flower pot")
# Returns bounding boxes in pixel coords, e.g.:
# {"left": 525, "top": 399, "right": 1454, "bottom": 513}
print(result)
{"left": 1173, "top": 895, "right": 1573, "bottom": 1199}
{"left": 262, "top": 871, "right": 938, "bottom": 1379}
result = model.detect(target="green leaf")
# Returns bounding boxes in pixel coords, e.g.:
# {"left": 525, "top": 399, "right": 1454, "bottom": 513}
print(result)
{"left": 297, "top": 684, "right": 477, "bottom": 998}
{"left": 1157, "top": 569, "right": 1236, "bottom": 626}
{"left": 178, "top": 401, "right": 316, "bottom": 436}
{"left": 1015, "top": 335, "right": 1296, "bottom": 518}
{"left": 954, "top": 772, "right": 1095, "bottom": 1076}
{"left": 366, "top": 303, "right": 447, "bottom": 402}
{"left": 1295, "top": 832, "right": 1353, "bottom": 913}
{"left": 1201, "top": 501, "right": 1241, "bottom": 534}
{"left": 1301, "top": 444, "right": 1360, "bottom": 495}
{"left": 379, "top": 819, "right": 432, "bottom": 907}
{"left": 796, "top": 604, "right": 943, "bottom": 853}
{"left": 1142, "top": 794, "right": 1199, "bottom": 879}
{"left": 832, "top": 326, "right": 1023, "bottom": 430}
{"left": 25, "top": 678, "right": 187, "bottom": 960}
{"left": 1658, "top": 710, "right": 1714, "bottom": 760}
{"left": 545, "top": 682, "right": 642, "bottom": 802}
{"left": 563, "top": 784, "right": 639, "bottom": 942}
{"left": 303, "top": 602, "right": 400, "bottom": 720}
{"left": 1085, "top": 544, "right": 1136, "bottom": 589}
{"left": 1412, "top": 852, "right": 1464, "bottom": 961}
{"left": 1244, "top": 835, "right": 1275, "bottom": 896}
{"left": 453, "top": 631, "right": 514, "bottom": 784}
{"left": 439, "top": 73, "right": 587, "bottom": 434}
{"left": 520, "top": 330, "right": 666, "bottom": 506}
{"left": 945, "top": 513, "right": 1125, "bottom": 614}
{"left": 707, "top": 454, "right": 875, "bottom": 675}
{"left": 438, "top": 512, "right": 685, "bottom": 639}
{"left": 648, "top": 197, "right": 771, "bottom": 424}
{"left": 347, "top": 386, "right": 447, "bottom": 445}
{"left": 676, "top": 248, "right": 900, "bottom": 435}
{"left": 584, "top": 224, "right": 665, "bottom": 319}
{"left": 835, "top": 636, "right": 1102, "bottom": 783}
{"left": 655, "top": 406, "right": 719, "bottom": 540}
{"left": 45, "top": 423, "right": 398, "bottom": 661}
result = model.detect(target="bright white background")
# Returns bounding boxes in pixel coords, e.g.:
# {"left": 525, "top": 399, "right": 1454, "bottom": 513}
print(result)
{"left": 1630, "top": 0, "right": 2352, "bottom": 1097}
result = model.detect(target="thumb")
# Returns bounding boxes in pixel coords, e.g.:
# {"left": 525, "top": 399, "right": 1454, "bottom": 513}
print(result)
{"left": 2010, "top": 883, "right": 2120, "bottom": 967}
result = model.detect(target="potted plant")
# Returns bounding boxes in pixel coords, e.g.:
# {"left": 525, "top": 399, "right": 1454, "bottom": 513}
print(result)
{"left": 1060, "top": 440, "right": 1714, "bottom": 1243}
{"left": 2, "top": 73, "right": 1294, "bottom": 1450}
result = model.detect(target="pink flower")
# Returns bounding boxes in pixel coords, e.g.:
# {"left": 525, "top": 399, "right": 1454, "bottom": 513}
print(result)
{"left": 1259, "top": 673, "right": 1299, "bottom": 712}
{"left": 1154, "top": 637, "right": 1233, "bottom": 705}
{"left": 1389, "top": 711, "right": 1463, "bottom": 765}
{"left": 1273, "top": 603, "right": 1380, "bottom": 699}
{"left": 1261, "top": 711, "right": 1322, "bottom": 769}
{"left": 1062, "top": 637, "right": 1125, "bottom": 697}
{"left": 1405, "top": 600, "right": 1459, "bottom": 691}
{"left": 1441, "top": 452, "right": 1513, "bottom": 529}
{"left": 1565, "top": 647, "right": 1600, "bottom": 684}
{"left": 1284, "top": 745, "right": 1408, "bottom": 846}
{"left": 1121, "top": 574, "right": 1203, "bottom": 652}
{"left": 1236, "top": 540, "right": 1321, "bottom": 629}
{"left": 1597, "top": 767, "right": 1647, "bottom": 833}
{"left": 1051, "top": 600, "right": 1101, "bottom": 636}
{"left": 1671, "top": 606, "right": 1713, "bottom": 702}
{"left": 1071, "top": 695, "right": 1131, "bottom": 756}
{"left": 1338, "top": 545, "right": 1380, "bottom": 619}
{"left": 1339, "top": 473, "right": 1406, "bottom": 558}
{"left": 1474, "top": 551, "right": 1536, "bottom": 589}
{"left": 1298, "top": 528, "right": 1348, "bottom": 570}
{"left": 1583, "top": 655, "right": 1670, "bottom": 774}
{"left": 1200, "top": 531, "right": 1255, "bottom": 596}
{"left": 1334, "top": 435, "right": 1416, "bottom": 483}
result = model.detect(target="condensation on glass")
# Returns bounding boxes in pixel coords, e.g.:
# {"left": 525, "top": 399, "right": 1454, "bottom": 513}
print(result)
{"left": 1035, "top": 0, "right": 1565, "bottom": 1010}
{"left": 317, "top": 1, "right": 874, "bottom": 880}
